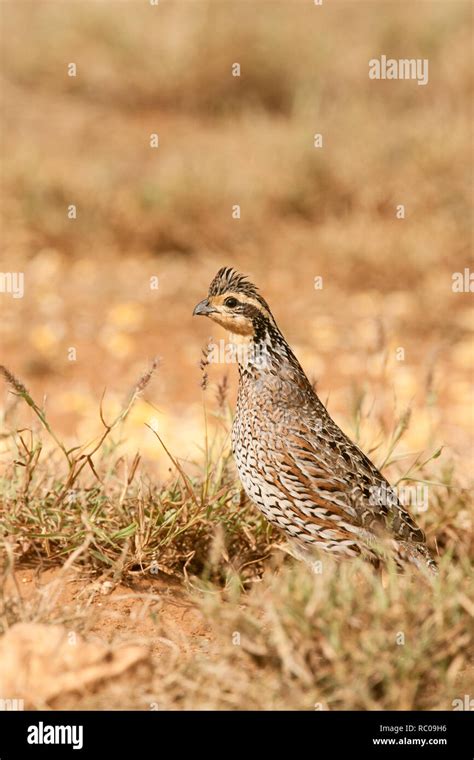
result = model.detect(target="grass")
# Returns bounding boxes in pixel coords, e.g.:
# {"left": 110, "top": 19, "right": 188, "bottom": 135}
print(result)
{"left": 155, "top": 560, "right": 473, "bottom": 711}
{"left": 0, "top": 362, "right": 276, "bottom": 588}
{"left": 0, "top": 361, "right": 472, "bottom": 710}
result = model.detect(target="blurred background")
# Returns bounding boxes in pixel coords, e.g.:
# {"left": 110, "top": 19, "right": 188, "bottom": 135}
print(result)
{"left": 1, "top": 0, "right": 472, "bottom": 479}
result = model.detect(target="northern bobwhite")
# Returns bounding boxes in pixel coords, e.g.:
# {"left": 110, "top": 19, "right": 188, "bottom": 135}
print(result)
{"left": 193, "top": 267, "right": 438, "bottom": 575}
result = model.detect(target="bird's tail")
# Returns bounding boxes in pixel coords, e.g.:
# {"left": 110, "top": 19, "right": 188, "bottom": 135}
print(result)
{"left": 396, "top": 541, "right": 438, "bottom": 577}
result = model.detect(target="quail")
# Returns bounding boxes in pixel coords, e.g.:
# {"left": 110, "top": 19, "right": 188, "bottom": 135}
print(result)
{"left": 193, "top": 267, "right": 438, "bottom": 575}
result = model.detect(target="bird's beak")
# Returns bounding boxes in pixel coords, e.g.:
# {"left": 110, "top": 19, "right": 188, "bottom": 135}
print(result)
{"left": 193, "top": 298, "right": 216, "bottom": 317}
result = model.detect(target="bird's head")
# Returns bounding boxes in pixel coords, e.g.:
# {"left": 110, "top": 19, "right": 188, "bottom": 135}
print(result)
{"left": 193, "top": 267, "right": 276, "bottom": 341}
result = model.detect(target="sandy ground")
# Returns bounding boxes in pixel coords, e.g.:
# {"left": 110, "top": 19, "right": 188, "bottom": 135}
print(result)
{"left": 10, "top": 566, "right": 210, "bottom": 653}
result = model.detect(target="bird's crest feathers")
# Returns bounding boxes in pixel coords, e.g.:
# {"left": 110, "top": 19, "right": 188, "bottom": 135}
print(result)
{"left": 209, "top": 267, "right": 259, "bottom": 299}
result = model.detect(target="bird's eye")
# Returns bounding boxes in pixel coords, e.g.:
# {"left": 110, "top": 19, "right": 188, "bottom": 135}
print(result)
{"left": 224, "top": 297, "right": 238, "bottom": 308}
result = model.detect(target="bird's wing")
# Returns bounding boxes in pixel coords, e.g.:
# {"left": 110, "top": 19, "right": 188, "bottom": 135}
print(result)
{"left": 268, "top": 415, "right": 426, "bottom": 546}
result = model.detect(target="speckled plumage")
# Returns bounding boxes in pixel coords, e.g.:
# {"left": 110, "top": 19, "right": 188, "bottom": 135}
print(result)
{"left": 194, "top": 267, "right": 438, "bottom": 575}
